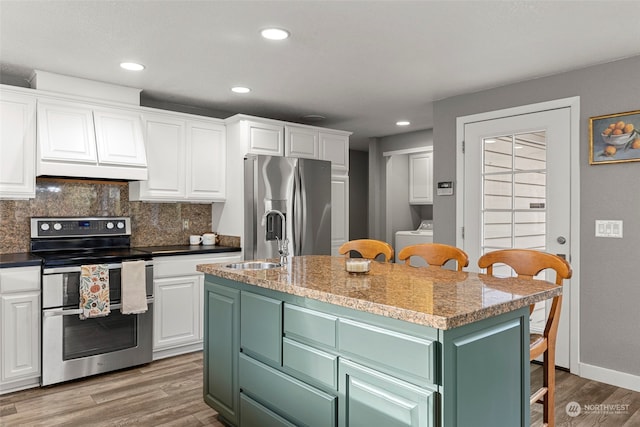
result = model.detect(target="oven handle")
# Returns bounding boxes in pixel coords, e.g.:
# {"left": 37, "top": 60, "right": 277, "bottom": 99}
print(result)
{"left": 43, "top": 260, "right": 153, "bottom": 275}
{"left": 43, "top": 297, "right": 155, "bottom": 317}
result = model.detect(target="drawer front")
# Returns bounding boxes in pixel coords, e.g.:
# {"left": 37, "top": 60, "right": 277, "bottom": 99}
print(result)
{"left": 240, "top": 393, "right": 296, "bottom": 427}
{"left": 339, "top": 358, "right": 436, "bottom": 427}
{"left": 241, "top": 292, "right": 282, "bottom": 365}
{"left": 0, "top": 267, "right": 40, "bottom": 293}
{"left": 338, "top": 319, "right": 436, "bottom": 386}
{"left": 283, "top": 337, "right": 338, "bottom": 390}
{"left": 154, "top": 253, "right": 241, "bottom": 277}
{"left": 239, "top": 353, "right": 337, "bottom": 427}
{"left": 284, "top": 304, "right": 337, "bottom": 349}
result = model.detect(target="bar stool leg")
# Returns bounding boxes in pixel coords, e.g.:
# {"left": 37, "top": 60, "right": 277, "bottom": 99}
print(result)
{"left": 543, "top": 347, "right": 555, "bottom": 427}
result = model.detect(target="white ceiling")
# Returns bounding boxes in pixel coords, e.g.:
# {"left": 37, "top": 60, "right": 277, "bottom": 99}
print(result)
{"left": 2, "top": 1, "right": 640, "bottom": 151}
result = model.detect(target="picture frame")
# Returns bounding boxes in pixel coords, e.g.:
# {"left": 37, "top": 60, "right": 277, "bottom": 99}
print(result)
{"left": 589, "top": 110, "right": 640, "bottom": 165}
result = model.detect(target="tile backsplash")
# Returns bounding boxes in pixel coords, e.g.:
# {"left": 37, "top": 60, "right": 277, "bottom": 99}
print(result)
{"left": 0, "top": 178, "right": 216, "bottom": 254}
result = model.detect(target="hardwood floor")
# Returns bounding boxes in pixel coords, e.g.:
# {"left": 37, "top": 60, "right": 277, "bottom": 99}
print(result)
{"left": 0, "top": 352, "right": 225, "bottom": 427}
{"left": 530, "top": 363, "right": 640, "bottom": 427}
{"left": 1, "top": 353, "right": 639, "bottom": 426}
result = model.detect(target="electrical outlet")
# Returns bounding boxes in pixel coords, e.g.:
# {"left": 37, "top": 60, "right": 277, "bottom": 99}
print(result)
{"left": 182, "top": 219, "right": 189, "bottom": 230}
{"left": 595, "top": 220, "right": 623, "bottom": 238}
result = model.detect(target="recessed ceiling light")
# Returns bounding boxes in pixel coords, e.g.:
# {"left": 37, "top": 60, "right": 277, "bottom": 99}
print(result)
{"left": 231, "top": 86, "right": 251, "bottom": 94}
{"left": 302, "top": 114, "right": 326, "bottom": 122}
{"left": 120, "top": 62, "right": 145, "bottom": 71}
{"left": 396, "top": 121, "right": 410, "bottom": 126}
{"left": 261, "top": 28, "right": 290, "bottom": 40}
{"left": 485, "top": 139, "right": 496, "bottom": 144}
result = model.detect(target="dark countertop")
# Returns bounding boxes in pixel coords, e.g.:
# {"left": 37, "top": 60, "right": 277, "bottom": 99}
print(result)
{"left": 0, "top": 253, "right": 43, "bottom": 268}
{"left": 137, "top": 245, "right": 242, "bottom": 257}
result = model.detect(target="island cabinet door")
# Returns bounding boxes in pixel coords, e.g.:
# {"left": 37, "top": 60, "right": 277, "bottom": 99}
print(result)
{"left": 339, "top": 358, "right": 436, "bottom": 427}
{"left": 240, "top": 291, "right": 282, "bottom": 366}
{"left": 440, "top": 308, "right": 529, "bottom": 427}
{"left": 203, "top": 281, "right": 240, "bottom": 426}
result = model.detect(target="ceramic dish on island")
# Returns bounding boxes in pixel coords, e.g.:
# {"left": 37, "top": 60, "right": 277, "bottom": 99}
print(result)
{"left": 345, "top": 258, "right": 371, "bottom": 274}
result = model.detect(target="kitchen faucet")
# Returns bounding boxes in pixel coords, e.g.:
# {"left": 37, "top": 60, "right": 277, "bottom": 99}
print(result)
{"left": 261, "top": 209, "right": 289, "bottom": 263}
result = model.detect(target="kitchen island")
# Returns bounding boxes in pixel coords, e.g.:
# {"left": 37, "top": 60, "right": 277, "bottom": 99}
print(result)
{"left": 197, "top": 255, "right": 562, "bottom": 427}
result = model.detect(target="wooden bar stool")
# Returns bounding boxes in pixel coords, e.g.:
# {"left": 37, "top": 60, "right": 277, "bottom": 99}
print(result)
{"left": 338, "top": 239, "right": 394, "bottom": 262}
{"left": 477, "top": 249, "right": 572, "bottom": 427}
{"left": 397, "top": 243, "right": 469, "bottom": 271}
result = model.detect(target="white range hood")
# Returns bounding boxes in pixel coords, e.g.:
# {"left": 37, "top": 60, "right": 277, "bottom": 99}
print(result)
{"left": 32, "top": 70, "right": 148, "bottom": 181}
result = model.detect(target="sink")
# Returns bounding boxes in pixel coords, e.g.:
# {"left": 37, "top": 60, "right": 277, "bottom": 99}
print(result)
{"left": 224, "top": 261, "right": 282, "bottom": 270}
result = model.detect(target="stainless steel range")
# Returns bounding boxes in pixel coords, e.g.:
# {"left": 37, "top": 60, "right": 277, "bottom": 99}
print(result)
{"left": 30, "top": 217, "right": 153, "bottom": 386}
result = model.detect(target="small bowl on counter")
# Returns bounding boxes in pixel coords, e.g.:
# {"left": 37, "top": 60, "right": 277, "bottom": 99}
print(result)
{"left": 345, "top": 258, "right": 371, "bottom": 274}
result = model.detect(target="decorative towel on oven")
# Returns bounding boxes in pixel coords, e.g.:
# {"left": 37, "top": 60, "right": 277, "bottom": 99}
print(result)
{"left": 121, "top": 260, "right": 148, "bottom": 314}
{"left": 79, "top": 264, "right": 110, "bottom": 320}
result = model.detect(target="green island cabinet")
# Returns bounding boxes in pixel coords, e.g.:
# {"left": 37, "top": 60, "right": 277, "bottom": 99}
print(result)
{"left": 203, "top": 275, "right": 531, "bottom": 427}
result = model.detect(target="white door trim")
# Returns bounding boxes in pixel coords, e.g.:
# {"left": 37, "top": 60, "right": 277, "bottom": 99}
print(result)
{"left": 455, "top": 96, "right": 581, "bottom": 374}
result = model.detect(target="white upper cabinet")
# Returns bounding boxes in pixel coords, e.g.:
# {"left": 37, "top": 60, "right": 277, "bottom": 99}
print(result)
{"left": 186, "top": 119, "right": 226, "bottom": 200}
{"left": 36, "top": 97, "right": 148, "bottom": 180}
{"left": 331, "top": 175, "right": 349, "bottom": 255}
{"left": 246, "top": 120, "right": 284, "bottom": 156}
{"left": 320, "top": 132, "right": 349, "bottom": 174}
{"left": 285, "top": 125, "right": 319, "bottom": 159}
{"left": 37, "top": 99, "right": 97, "bottom": 163}
{"left": 93, "top": 107, "right": 147, "bottom": 166}
{"left": 0, "top": 87, "right": 36, "bottom": 199}
{"left": 409, "top": 151, "right": 433, "bottom": 204}
{"left": 129, "top": 111, "right": 226, "bottom": 202}
{"left": 130, "top": 112, "right": 185, "bottom": 200}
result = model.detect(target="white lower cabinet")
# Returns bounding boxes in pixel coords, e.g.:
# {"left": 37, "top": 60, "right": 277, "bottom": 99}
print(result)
{"left": 152, "top": 253, "right": 241, "bottom": 360}
{"left": 0, "top": 266, "right": 41, "bottom": 394}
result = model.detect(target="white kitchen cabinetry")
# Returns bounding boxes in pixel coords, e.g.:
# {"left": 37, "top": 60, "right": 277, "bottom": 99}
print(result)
{"left": 36, "top": 97, "right": 147, "bottom": 180}
{"left": 152, "top": 252, "right": 241, "bottom": 360}
{"left": 0, "top": 266, "right": 41, "bottom": 395}
{"left": 409, "top": 151, "right": 433, "bottom": 204}
{"left": 245, "top": 120, "right": 284, "bottom": 156}
{"left": 219, "top": 115, "right": 351, "bottom": 253}
{"left": 320, "top": 132, "right": 349, "bottom": 174}
{"left": 0, "top": 87, "right": 36, "bottom": 199}
{"left": 129, "top": 112, "right": 226, "bottom": 202}
{"left": 331, "top": 175, "right": 350, "bottom": 255}
{"left": 188, "top": 120, "right": 226, "bottom": 200}
{"left": 285, "top": 125, "right": 319, "bottom": 159}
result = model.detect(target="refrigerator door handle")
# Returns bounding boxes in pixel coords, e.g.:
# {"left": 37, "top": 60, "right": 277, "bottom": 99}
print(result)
{"left": 292, "top": 164, "right": 304, "bottom": 255}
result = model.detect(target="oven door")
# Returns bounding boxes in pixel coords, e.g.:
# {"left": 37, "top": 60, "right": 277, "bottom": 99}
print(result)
{"left": 41, "top": 263, "right": 154, "bottom": 386}
{"left": 41, "top": 300, "right": 153, "bottom": 386}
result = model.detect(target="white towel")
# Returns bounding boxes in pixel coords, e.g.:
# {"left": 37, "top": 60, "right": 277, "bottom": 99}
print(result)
{"left": 121, "top": 260, "right": 148, "bottom": 314}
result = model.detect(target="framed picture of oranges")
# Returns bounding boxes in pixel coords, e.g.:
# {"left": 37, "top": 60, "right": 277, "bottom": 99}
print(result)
{"left": 589, "top": 110, "right": 640, "bottom": 165}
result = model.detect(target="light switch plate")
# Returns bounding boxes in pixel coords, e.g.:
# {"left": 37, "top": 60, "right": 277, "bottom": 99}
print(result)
{"left": 595, "top": 220, "right": 623, "bottom": 238}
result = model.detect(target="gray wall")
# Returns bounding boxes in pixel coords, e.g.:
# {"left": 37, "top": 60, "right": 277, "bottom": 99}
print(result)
{"left": 369, "top": 129, "right": 434, "bottom": 240}
{"left": 349, "top": 150, "right": 369, "bottom": 240}
{"left": 433, "top": 55, "right": 640, "bottom": 376}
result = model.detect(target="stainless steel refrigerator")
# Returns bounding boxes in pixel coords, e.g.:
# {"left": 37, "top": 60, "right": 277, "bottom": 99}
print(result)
{"left": 244, "top": 155, "right": 331, "bottom": 260}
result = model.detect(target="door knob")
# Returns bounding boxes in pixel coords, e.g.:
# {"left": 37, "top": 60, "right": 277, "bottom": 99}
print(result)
{"left": 557, "top": 236, "right": 567, "bottom": 244}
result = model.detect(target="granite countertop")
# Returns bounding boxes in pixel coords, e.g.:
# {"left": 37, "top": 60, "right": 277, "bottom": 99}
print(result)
{"left": 197, "top": 255, "right": 562, "bottom": 330}
{"left": 0, "top": 253, "right": 43, "bottom": 268}
{"left": 136, "top": 245, "right": 241, "bottom": 257}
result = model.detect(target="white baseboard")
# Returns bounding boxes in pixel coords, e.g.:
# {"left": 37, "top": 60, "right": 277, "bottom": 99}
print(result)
{"left": 152, "top": 342, "right": 203, "bottom": 361}
{"left": 579, "top": 362, "right": 640, "bottom": 393}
